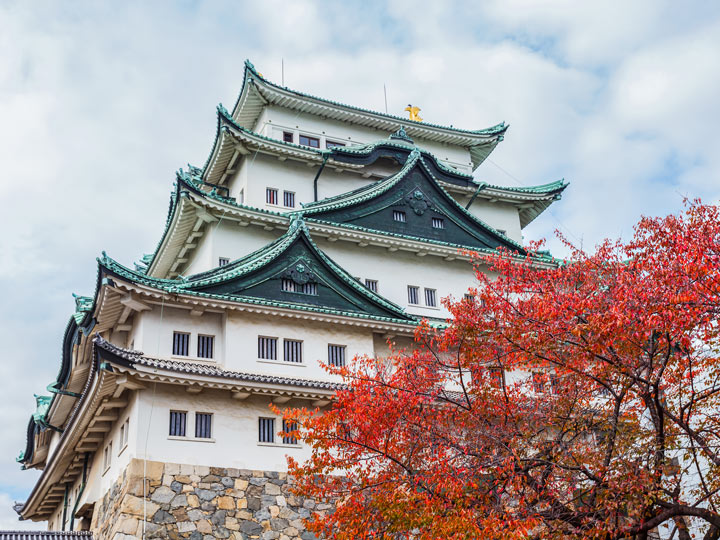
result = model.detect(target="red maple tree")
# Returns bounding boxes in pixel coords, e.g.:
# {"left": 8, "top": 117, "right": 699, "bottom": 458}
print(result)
{"left": 284, "top": 202, "right": 720, "bottom": 539}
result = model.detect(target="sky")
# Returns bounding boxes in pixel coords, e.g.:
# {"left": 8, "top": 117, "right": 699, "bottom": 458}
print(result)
{"left": 1, "top": 0, "right": 719, "bottom": 530}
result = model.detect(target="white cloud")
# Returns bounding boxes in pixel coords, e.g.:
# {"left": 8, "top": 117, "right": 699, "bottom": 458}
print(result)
{"left": 0, "top": 0, "right": 718, "bottom": 524}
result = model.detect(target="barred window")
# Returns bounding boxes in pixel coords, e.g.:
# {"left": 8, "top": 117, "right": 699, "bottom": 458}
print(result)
{"left": 282, "top": 419, "right": 298, "bottom": 445}
{"left": 425, "top": 288, "right": 437, "bottom": 307}
{"left": 195, "top": 413, "right": 212, "bottom": 439}
{"left": 169, "top": 410, "right": 187, "bottom": 437}
{"left": 197, "top": 335, "right": 214, "bottom": 359}
{"left": 281, "top": 278, "right": 296, "bottom": 292}
{"left": 464, "top": 293, "right": 475, "bottom": 302}
{"left": 173, "top": 332, "right": 189, "bottom": 356}
{"left": 266, "top": 188, "right": 278, "bottom": 205}
{"left": 532, "top": 372, "right": 545, "bottom": 393}
{"left": 258, "top": 337, "right": 278, "bottom": 360}
{"left": 259, "top": 417, "right": 275, "bottom": 443}
{"left": 284, "top": 339, "right": 303, "bottom": 363}
{"left": 299, "top": 134, "right": 320, "bottom": 148}
{"left": 364, "top": 279, "right": 378, "bottom": 293}
{"left": 282, "top": 131, "right": 294, "bottom": 143}
{"left": 328, "top": 344, "right": 346, "bottom": 367}
{"left": 283, "top": 191, "right": 295, "bottom": 208}
{"left": 218, "top": 257, "right": 230, "bottom": 267}
{"left": 431, "top": 217, "right": 445, "bottom": 229}
{"left": 301, "top": 282, "right": 317, "bottom": 295}
{"left": 393, "top": 210, "right": 406, "bottom": 223}
{"left": 326, "top": 140, "right": 345, "bottom": 149}
{"left": 407, "top": 286, "right": 419, "bottom": 305}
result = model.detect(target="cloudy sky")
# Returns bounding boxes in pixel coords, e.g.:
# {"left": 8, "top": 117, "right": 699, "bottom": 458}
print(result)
{"left": 1, "top": 0, "right": 719, "bottom": 529}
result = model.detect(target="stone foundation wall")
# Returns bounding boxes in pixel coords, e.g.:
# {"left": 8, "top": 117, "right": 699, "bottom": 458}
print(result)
{"left": 90, "top": 459, "right": 328, "bottom": 540}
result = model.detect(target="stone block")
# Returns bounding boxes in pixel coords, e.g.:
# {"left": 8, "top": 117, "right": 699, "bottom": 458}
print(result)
{"left": 276, "top": 495, "right": 287, "bottom": 507}
{"left": 217, "top": 496, "right": 235, "bottom": 510}
{"left": 225, "top": 516, "right": 240, "bottom": 531}
{"left": 234, "top": 478, "right": 249, "bottom": 491}
{"left": 186, "top": 494, "right": 200, "bottom": 507}
{"left": 236, "top": 498, "right": 248, "bottom": 510}
{"left": 265, "top": 483, "right": 281, "bottom": 495}
{"left": 117, "top": 516, "right": 138, "bottom": 534}
{"left": 195, "top": 465, "right": 210, "bottom": 476}
{"left": 237, "top": 510, "right": 253, "bottom": 520}
{"left": 177, "top": 521, "right": 197, "bottom": 533}
{"left": 197, "top": 519, "right": 213, "bottom": 534}
{"left": 171, "top": 494, "right": 187, "bottom": 508}
{"left": 165, "top": 463, "right": 181, "bottom": 475}
{"left": 151, "top": 485, "right": 176, "bottom": 504}
{"left": 120, "top": 494, "right": 159, "bottom": 517}
{"left": 240, "top": 520, "right": 264, "bottom": 536}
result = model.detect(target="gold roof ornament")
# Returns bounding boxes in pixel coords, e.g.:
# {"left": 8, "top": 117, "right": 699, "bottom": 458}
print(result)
{"left": 404, "top": 104, "right": 423, "bottom": 122}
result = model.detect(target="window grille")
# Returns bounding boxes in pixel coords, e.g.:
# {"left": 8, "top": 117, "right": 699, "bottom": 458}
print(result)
{"left": 283, "top": 191, "right": 295, "bottom": 207}
{"left": 464, "top": 293, "right": 475, "bottom": 302}
{"left": 284, "top": 339, "right": 303, "bottom": 363}
{"left": 258, "top": 417, "right": 275, "bottom": 443}
{"left": 393, "top": 210, "right": 406, "bottom": 222}
{"left": 169, "top": 410, "right": 187, "bottom": 437}
{"left": 431, "top": 217, "right": 445, "bottom": 229}
{"left": 407, "top": 286, "right": 419, "bottom": 305}
{"left": 173, "top": 332, "right": 189, "bottom": 356}
{"left": 195, "top": 413, "right": 212, "bottom": 439}
{"left": 266, "top": 188, "right": 278, "bottom": 205}
{"left": 282, "top": 419, "right": 298, "bottom": 445}
{"left": 281, "top": 278, "right": 296, "bottom": 292}
{"left": 326, "top": 140, "right": 345, "bottom": 148}
{"left": 299, "top": 134, "right": 320, "bottom": 148}
{"left": 328, "top": 344, "right": 346, "bottom": 367}
{"left": 532, "top": 372, "right": 545, "bottom": 393}
{"left": 282, "top": 131, "right": 294, "bottom": 143}
{"left": 258, "top": 337, "right": 278, "bottom": 360}
{"left": 425, "top": 288, "right": 437, "bottom": 307}
{"left": 197, "top": 335, "right": 214, "bottom": 359}
{"left": 301, "top": 282, "right": 317, "bottom": 295}
{"left": 364, "top": 279, "right": 378, "bottom": 293}
{"left": 218, "top": 257, "right": 230, "bottom": 267}
{"left": 550, "top": 374, "right": 560, "bottom": 395}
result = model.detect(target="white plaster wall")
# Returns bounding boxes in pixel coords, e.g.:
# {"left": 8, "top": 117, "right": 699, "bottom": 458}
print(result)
{"left": 133, "top": 307, "right": 224, "bottom": 365}
{"left": 466, "top": 199, "right": 523, "bottom": 243}
{"left": 134, "top": 386, "right": 312, "bottom": 472}
{"left": 224, "top": 312, "right": 374, "bottom": 381}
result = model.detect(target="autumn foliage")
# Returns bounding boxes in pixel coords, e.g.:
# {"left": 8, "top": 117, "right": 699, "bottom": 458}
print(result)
{"left": 283, "top": 202, "right": 720, "bottom": 539}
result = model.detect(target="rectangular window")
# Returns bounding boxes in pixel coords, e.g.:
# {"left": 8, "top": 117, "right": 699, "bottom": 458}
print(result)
{"left": 281, "top": 278, "right": 296, "bottom": 292}
{"left": 550, "top": 373, "right": 560, "bottom": 395}
{"left": 431, "top": 217, "right": 445, "bottom": 229}
{"left": 258, "top": 337, "right": 278, "bottom": 360}
{"left": 299, "top": 134, "right": 320, "bottom": 148}
{"left": 119, "top": 418, "right": 129, "bottom": 451}
{"left": 408, "top": 286, "right": 419, "bottom": 305}
{"left": 393, "top": 210, "right": 406, "bottom": 223}
{"left": 218, "top": 257, "right": 230, "bottom": 267}
{"left": 326, "top": 140, "right": 345, "bottom": 149}
{"left": 238, "top": 189, "right": 245, "bottom": 204}
{"left": 282, "top": 419, "right": 298, "bottom": 445}
{"left": 364, "top": 279, "right": 378, "bottom": 293}
{"left": 425, "top": 288, "right": 437, "bottom": 307}
{"left": 169, "top": 410, "right": 187, "bottom": 437}
{"left": 172, "top": 332, "right": 189, "bottom": 356}
{"left": 266, "top": 187, "right": 278, "bottom": 205}
{"left": 103, "top": 442, "right": 112, "bottom": 471}
{"left": 282, "top": 131, "right": 294, "bottom": 143}
{"left": 259, "top": 417, "right": 275, "bottom": 443}
{"left": 301, "top": 282, "right": 317, "bottom": 295}
{"left": 328, "top": 344, "right": 346, "bottom": 368}
{"left": 283, "top": 191, "right": 295, "bottom": 208}
{"left": 489, "top": 368, "right": 504, "bottom": 389}
{"left": 532, "top": 372, "right": 545, "bottom": 393}
{"left": 464, "top": 293, "right": 475, "bottom": 302}
{"left": 195, "top": 413, "right": 213, "bottom": 439}
{"left": 284, "top": 339, "right": 303, "bottom": 363}
{"left": 197, "top": 335, "right": 214, "bottom": 359}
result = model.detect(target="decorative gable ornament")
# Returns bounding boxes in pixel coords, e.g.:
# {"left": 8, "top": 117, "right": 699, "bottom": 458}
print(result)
{"left": 284, "top": 260, "right": 316, "bottom": 285}
{"left": 405, "top": 188, "right": 432, "bottom": 216}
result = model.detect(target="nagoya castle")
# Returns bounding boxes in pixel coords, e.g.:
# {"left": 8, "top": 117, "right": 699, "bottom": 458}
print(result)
{"left": 14, "top": 61, "right": 566, "bottom": 539}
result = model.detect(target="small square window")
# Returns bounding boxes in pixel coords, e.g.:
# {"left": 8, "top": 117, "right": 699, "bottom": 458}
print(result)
{"left": 218, "top": 257, "right": 230, "bottom": 267}
{"left": 393, "top": 210, "right": 406, "bottom": 223}
{"left": 266, "top": 188, "right": 278, "bottom": 205}
{"left": 283, "top": 191, "right": 295, "bottom": 208}
{"left": 195, "top": 413, "right": 212, "bottom": 439}
{"left": 169, "top": 410, "right": 187, "bottom": 437}
{"left": 282, "top": 419, "right": 299, "bottom": 445}
{"left": 326, "top": 140, "right": 345, "bottom": 149}
{"left": 299, "top": 134, "right": 320, "bottom": 148}
{"left": 464, "top": 293, "right": 475, "bottom": 302}
{"left": 407, "top": 286, "right": 419, "bottom": 305}
{"left": 258, "top": 337, "right": 278, "bottom": 360}
{"left": 432, "top": 217, "right": 445, "bottom": 229}
{"left": 173, "top": 332, "right": 189, "bottom": 356}
{"left": 259, "top": 417, "right": 275, "bottom": 443}
{"left": 282, "top": 131, "right": 294, "bottom": 143}
{"left": 284, "top": 339, "right": 303, "bottom": 363}
{"left": 364, "top": 279, "right": 378, "bottom": 293}
{"left": 197, "top": 335, "right": 214, "bottom": 359}
{"left": 424, "top": 288, "right": 437, "bottom": 307}
{"left": 328, "top": 344, "right": 346, "bottom": 367}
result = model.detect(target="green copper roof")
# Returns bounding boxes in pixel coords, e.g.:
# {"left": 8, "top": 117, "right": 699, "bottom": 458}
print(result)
{"left": 477, "top": 178, "right": 568, "bottom": 195}
{"left": 234, "top": 60, "right": 508, "bottom": 139}
{"left": 31, "top": 395, "right": 51, "bottom": 425}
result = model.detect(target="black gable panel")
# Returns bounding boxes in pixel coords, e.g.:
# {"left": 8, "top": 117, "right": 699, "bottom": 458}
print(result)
{"left": 310, "top": 164, "right": 519, "bottom": 252}
{"left": 188, "top": 236, "right": 406, "bottom": 319}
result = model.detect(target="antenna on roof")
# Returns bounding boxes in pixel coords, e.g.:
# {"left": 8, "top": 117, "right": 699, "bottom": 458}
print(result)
{"left": 383, "top": 84, "right": 388, "bottom": 114}
{"left": 281, "top": 58, "right": 285, "bottom": 86}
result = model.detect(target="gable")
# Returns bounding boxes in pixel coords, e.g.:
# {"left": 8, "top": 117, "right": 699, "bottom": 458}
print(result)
{"left": 307, "top": 162, "right": 521, "bottom": 252}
